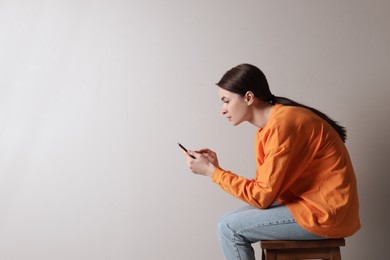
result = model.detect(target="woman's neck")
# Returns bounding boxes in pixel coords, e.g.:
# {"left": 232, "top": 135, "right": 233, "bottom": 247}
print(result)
{"left": 249, "top": 103, "right": 274, "bottom": 129}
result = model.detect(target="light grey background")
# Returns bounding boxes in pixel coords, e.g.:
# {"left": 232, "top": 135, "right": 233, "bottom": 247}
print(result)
{"left": 0, "top": 1, "right": 389, "bottom": 259}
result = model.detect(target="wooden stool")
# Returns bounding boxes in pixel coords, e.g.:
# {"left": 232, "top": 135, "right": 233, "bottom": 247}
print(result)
{"left": 260, "top": 238, "right": 345, "bottom": 260}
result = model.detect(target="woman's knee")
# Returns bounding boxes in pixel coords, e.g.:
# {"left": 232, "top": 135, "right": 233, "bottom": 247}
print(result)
{"left": 217, "top": 214, "right": 234, "bottom": 240}
{"left": 217, "top": 206, "right": 253, "bottom": 239}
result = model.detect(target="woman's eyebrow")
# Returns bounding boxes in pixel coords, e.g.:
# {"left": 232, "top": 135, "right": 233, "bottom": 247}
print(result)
{"left": 221, "top": 96, "right": 228, "bottom": 101}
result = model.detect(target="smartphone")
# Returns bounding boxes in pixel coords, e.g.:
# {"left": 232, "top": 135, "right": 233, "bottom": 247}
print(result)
{"left": 178, "top": 142, "right": 196, "bottom": 159}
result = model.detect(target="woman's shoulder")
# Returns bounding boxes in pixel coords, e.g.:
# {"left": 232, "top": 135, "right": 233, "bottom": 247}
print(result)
{"left": 267, "top": 104, "right": 324, "bottom": 136}
{"left": 274, "top": 104, "right": 311, "bottom": 115}
{"left": 258, "top": 105, "right": 308, "bottom": 146}
{"left": 273, "top": 104, "right": 319, "bottom": 123}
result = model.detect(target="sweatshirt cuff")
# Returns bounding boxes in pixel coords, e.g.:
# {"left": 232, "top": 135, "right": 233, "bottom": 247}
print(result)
{"left": 211, "top": 167, "right": 224, "bottom": 183}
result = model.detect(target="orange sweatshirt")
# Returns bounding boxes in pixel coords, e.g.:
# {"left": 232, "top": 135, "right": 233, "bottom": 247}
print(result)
{"left": 212, "top": 104, "right": 360, "bottom": 238}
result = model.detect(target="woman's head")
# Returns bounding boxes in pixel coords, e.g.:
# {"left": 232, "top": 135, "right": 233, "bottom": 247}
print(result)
{"left": 216, "top": 63, "right": 347, "bottom": 141}
{"left": 216, "top": 64, "right": 274, "bottom": 103}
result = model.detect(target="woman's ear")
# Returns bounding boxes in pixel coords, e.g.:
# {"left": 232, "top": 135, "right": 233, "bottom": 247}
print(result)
{"left": 244, "top": 91, "right": 255, "bottom": 105}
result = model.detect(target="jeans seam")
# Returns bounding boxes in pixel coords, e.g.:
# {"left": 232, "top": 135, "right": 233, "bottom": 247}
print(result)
{"left": 236, "top": 218, "right": 297, "bottom": 238}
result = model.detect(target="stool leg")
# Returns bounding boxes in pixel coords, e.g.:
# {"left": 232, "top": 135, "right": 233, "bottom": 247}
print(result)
{"left": 330, "top": 247, "right": 342, "bottom": 260}
{"left": 262, "top": 249, "right": 276, "bottom": 260}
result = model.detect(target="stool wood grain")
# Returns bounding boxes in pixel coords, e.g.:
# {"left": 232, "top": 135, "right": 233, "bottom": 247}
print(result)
{"left": 260, "top": 238, "right": 345, "bottom": 260}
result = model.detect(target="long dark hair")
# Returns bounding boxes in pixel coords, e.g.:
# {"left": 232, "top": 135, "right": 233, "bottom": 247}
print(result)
{"left": 216, "top": 63, "right": 347, "bottom": 142}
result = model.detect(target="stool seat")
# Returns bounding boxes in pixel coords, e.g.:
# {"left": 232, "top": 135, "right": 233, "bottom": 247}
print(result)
{"left": 260, "top": 238, "right": 345, "bottom": 260}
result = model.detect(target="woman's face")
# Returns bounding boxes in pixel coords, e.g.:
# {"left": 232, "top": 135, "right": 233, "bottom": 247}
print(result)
{"left": 218, "top": 87, "right": 250, "bottom": 126}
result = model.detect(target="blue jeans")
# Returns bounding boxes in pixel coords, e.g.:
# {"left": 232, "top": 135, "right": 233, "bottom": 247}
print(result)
{"left": 217, "top": 204, "right": 325, "bottom": 260}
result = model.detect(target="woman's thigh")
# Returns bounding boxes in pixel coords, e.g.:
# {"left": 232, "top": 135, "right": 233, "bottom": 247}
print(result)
{"left": 218, "top": 204, "right": 324, "bottom": 243}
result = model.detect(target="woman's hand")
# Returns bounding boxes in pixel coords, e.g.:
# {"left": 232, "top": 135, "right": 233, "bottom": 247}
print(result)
{"left": 195, "top": 148, "right": 220, "bottom": 168}
{"left": 183, "top": 148, "right": 220, "bottom": 177}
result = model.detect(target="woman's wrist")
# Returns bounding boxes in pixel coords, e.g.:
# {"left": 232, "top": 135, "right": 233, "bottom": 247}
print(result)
{"left": 207, "top": 164, "right": 216, "bottom": 177}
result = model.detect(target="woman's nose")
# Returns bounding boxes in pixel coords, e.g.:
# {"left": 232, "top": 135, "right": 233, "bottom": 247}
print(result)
{"left": 221, "top": 106, "right": 227, "bottom": 115}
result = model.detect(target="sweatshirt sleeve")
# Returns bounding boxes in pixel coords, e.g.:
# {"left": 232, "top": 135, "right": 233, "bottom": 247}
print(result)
{"left": 211, "top": 145, "right": 294, "bottom": 209}
{"left": 211, "top": 118, "right": 314, "bottom": 209}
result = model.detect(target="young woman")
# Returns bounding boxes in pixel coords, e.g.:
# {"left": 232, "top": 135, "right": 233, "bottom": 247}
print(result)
{"left": 181, "top": 63, "right": 360, "bottom": 260}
